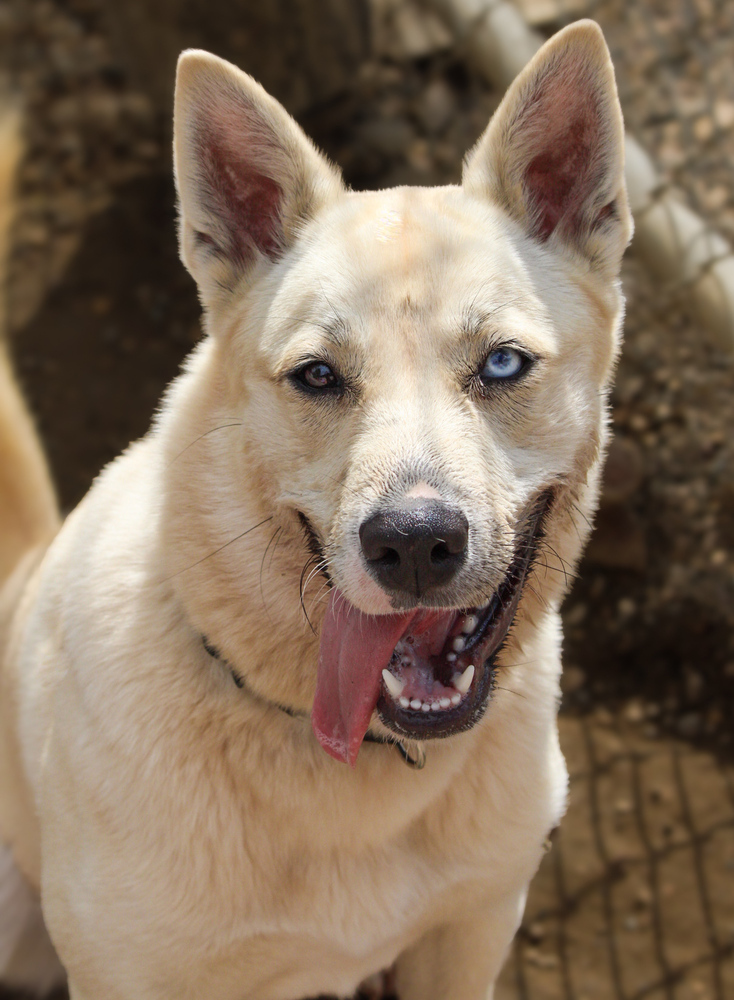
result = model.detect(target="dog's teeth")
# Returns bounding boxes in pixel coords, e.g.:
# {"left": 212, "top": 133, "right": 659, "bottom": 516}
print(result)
{"left": 462, "top": 615, "right": 478, "bottom": 635}
{"left": 410, "top": 699, "right": 422, "bottom": 711}
{"left": 421, "top": 703, "right": 431, "bottom": 713}
{"left": 382, "top": 669, "right": 405, "bottom": 700}
{"left": 452, "top": 636, "right": 466, "bottom": 652}
{"left": 446, "top": 651, "right": 457, "bottom": 662}
{"left": 440, "top": 697, "right": 451, "bottom": 709}
{"left": 431, "top": 701, "right": 440, "bottom": 711}
{"left": 399, "top": 696, "right": 410, "bottom": 709}
{"left": 450, "top": 693, "right": 461, "bottom": 706}
{"left": 454, "top": 664, "right": 475, "bottom": 695}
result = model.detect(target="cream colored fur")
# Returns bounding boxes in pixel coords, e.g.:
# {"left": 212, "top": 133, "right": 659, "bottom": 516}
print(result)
{"left": 0, "top": 21, "right": 631, "bottom": 1000}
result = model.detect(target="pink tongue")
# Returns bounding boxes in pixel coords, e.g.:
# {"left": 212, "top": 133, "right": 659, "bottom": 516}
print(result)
{"left": 311, "top": 589, "right": 453, "bottom": 766}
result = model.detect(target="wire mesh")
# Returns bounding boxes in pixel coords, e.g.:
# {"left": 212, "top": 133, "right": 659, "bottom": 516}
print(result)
{"left": 497, "top": 714, "right": 734, "bottom": 1000}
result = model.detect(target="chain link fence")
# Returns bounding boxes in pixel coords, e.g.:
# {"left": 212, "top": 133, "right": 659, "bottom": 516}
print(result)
{"left": 498, "top": 714, "right": 734, "bottom": 1000}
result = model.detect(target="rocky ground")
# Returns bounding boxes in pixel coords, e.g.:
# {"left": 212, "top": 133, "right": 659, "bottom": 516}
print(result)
{"left": 1, "top": 1, "right": 733, "bottom": 999}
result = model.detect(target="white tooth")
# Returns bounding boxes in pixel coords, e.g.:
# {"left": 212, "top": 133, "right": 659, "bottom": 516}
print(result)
{"left": 421, "top": 703, "right": 431, "bottom": 713}
{"left": 446, "top": 652, "right": 457, "bottom": 662}
{"left": 454, "top": 664, "right": 475, "bottom": 695}
{"left": 451, "top": 693, "right": 461, "bottom": 706}
{"left": 452, "top": 636, "right": 466, "bottom": 652}
{"left": 382, "top": 669, "right": 405, "bottom": 700}
{"left": 431, "top": 701, "right": 440, "bottom": 711}
{"left": 410, "top": 699, "right": 422, "bottom": 711}
{"left": 462, "top": 615, "right": 478, "bottom": 634}
{"left": 440, "top": 697, "right": 451, "bottom": 709}
{"left": 399, "top": 696, "right": 410, "bottom": 709}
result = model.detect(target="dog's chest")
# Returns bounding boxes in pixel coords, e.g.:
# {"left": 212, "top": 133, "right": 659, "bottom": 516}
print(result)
{"left": 115, "top": 750, "right": 489, "bottom": 998}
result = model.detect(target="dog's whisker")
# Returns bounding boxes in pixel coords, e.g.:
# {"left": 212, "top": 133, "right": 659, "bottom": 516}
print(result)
{"left": 299, "top": 553, "right": 330, "bottom": 636}
{"left": 302, "top": 560, "right": 328, "bottom": 595}
{"left": 308, "top": 582, "right": 333, "bottom": 611}
{"left": 494, "top": 684, "right": 527, "bottom": 700}
{"left": 162, "top": 516, "right": 273, "bottom": 582}
{"left": 538, "top": 553, "right": 569, "bottom": 581}
{"left": 259, "top": 526, "right": 284, "bottom": 616}
{"left": 568, "top": 498, "right": 593, "bottom": 530}
{"left": 524, "top": 582, "right": 550, "bottom": 612}
{"left": 543, "top": 543, "right": 571, "bottom": 587}
{"left": 167, "top": 422, "right": 243, "bottom": 466}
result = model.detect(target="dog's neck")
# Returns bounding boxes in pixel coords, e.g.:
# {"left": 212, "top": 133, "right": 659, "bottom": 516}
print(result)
{"left": 200, "top": 634, "right": 427, "bottom": 769}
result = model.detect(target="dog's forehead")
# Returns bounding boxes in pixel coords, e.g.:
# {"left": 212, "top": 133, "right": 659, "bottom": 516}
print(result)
{"left": 272, "top": 186, "right": 555, "bottom": 341}
{"left": 314, "top": 186, "right": 522, "bottom": 297}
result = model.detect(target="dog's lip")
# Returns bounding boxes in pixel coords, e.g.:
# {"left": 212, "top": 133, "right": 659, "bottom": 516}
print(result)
{"left": 374, "top": 504, "right": 545, "bottom": 741}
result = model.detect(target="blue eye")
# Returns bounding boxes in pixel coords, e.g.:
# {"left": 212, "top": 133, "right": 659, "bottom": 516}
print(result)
{"left": 481, "top": 347, "right": 526, "bottom": 381}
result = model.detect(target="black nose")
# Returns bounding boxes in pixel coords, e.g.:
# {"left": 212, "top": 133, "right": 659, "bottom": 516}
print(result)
{"left": 359, "top": 499, "right": 469, "bottom": 599}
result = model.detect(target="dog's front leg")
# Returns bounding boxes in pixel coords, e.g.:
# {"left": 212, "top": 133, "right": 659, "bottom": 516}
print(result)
{"left": 392, "top": 891, "right": 525, "bottom": 1000}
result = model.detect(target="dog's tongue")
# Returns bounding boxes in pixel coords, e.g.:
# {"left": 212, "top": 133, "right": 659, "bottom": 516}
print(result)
{"left": 311, "top": 589, "right": 452, "bottom": 766}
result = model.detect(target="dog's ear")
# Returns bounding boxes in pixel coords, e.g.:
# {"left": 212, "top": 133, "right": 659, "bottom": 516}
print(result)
{"left": 174, "top": 50, "right": 343, "bottom": 308}
{"left": 462, "top": 20, "right": 631, "bottom": 275}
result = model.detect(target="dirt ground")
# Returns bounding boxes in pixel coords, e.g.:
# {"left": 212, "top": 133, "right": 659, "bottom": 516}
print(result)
{"left": 1, "top": 0, "right": 733, "bottom": 998}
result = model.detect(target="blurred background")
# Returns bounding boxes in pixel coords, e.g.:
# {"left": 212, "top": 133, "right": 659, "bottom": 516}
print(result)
{"left": 1, "top": 0, "right": 733, "bottom": 998}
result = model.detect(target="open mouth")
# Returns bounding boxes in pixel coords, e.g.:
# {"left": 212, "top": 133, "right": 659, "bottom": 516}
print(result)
{"left": 374, "top": 550, "right": 531, "bottom": 741}
{"left": 310, "top": 490, "right": 553, "bottom": 765}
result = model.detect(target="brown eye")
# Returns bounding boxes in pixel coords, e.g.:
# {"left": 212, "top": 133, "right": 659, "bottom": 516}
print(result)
{"left": 295, "top": 361, "right": 341, "bottom": 391}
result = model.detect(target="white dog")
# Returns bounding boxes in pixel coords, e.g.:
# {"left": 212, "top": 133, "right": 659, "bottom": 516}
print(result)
{"left": 0, "top": 20, "right": 630, "bottom": 999}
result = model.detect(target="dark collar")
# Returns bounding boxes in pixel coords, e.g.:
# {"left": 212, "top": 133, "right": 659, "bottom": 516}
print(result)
{"left": 201, "top": 637, "right": 426, "bottom": 769}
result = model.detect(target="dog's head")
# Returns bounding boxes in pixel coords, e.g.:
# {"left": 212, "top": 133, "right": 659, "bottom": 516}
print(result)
{"left": 170, "top": 21, "right": 631, "bottom": 765}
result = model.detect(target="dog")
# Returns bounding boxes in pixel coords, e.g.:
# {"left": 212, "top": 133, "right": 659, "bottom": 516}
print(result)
{"left": 0, "top": 19, "right": 631, "bottom": 1000}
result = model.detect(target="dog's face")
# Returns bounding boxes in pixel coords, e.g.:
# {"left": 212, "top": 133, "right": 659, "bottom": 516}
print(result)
{"left": 172, "top": 21, "right": 631, "bottom": 765}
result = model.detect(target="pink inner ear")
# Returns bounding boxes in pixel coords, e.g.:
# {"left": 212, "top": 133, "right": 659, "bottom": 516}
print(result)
{"left": 520, "top": 66, "right": 604, "bottom": 242}
{"left": 196, "top": 105, "right": 285, "bottom": 265}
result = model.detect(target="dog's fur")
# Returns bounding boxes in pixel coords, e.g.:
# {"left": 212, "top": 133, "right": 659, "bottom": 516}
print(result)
{"left": 0, "top": 21, "right": 631, "bottom": 1000}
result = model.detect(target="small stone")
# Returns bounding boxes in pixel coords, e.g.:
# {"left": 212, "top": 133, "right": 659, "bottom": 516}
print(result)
{"left": 617, "top": 598, "right": 636, "bottom": 619}
{"left": 624, "top": 700, "right": 645, "bottom": 723}
{"left": 685, "top": 670, "right": 704, "bottom": 700}
{"left": 357, "top": 117, "right": 415, "bottom": 158}
{"left": 561, "top": 665, "right": 586, "bottom": 696}
{"left": 601, "top": 437, "right": 645, "bottom": 504}
{"left": 677, "top": 713, "right": 701, "bottom": 738}
{"left": 629, "top": 413, "right": 649, "bottom": 433}
{"left": 564, "top": 603, "right": 587, "bottom": 626}
{"left": 692, "top": 115, "right": 714, "bottom": 142}
{"left": 405, "top": 139, "right": 432, "bottom": 173}
{"left": 585, "top": 506, "right": 646, "bottom": 571}
{"left": 634, "top": 886, "right": 653, "bottom": 909}
{"left": 525, "top": 948, "right": 559, "bottom": 970}
{"left": 90, "top": 295, "right": 112, "bottom": 316}
{"left": 525, "top": 920, "right": 546, "bottom": 944}
{"left": 416, "top": 79, "right": 455, "bottom": 135}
